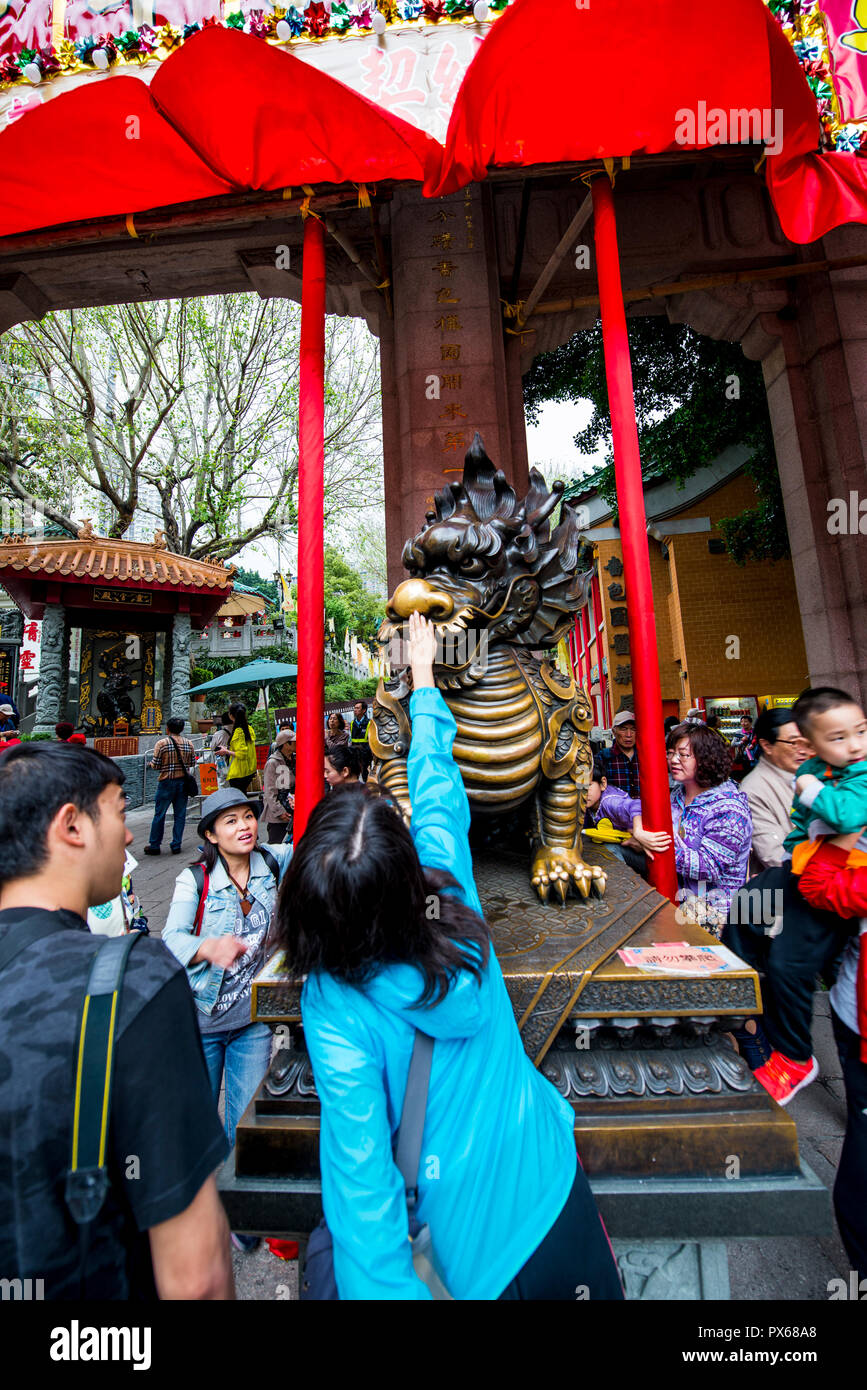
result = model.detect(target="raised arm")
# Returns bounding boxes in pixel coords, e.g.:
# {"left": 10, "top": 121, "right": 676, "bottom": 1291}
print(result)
{"left": 799, "top": 768, "right": 867, "bottom": 835}
{"left": 404, "top": 611, "right": 483, "bottom": 918}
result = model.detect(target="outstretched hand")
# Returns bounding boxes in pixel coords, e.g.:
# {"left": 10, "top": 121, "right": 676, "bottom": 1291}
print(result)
{"left": 406, "top": 610, "right": 436, "bottom": 689}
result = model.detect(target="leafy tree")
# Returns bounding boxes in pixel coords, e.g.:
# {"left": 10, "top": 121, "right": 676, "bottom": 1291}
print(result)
{"left": 523, "top": 319, "right": 786, "bottom": 563}
{"left": 323, "top": 545, "right": 385, "bottom": 646}
{"left": 0, "top": 295, "right": 382, "bottom": 562}
{"left": 325, "top": 672, "right": 378, "bottom": 701}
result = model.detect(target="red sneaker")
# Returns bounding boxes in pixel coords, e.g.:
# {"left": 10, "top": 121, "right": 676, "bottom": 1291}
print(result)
{"left": 753, "top": 1051, "right": 819, "bottom": 1106}
{"left": 266, "top": 1238, "right": 299, "bottom": 1261}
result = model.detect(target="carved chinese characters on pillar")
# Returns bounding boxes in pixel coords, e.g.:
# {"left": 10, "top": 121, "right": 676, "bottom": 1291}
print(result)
{"left": 464, "top": 187, "right": 475, "bottom": 251}
{"left": 605, "top": 556, "right": 624, "bottom": 577}
{"left": 607, "top": 582, "right": 625, "bottom": 600}
{"left": 429, "top": 199, "right": 477, "bottom": 472}
{"left": 610, "top": 607, "right": 628, "bottom": 628}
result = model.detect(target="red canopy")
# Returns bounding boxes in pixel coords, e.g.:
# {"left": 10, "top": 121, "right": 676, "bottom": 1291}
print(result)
{"left": 423, "top": 0, "right": 867, "bottom": 244}
{"left": 0, "top": 27, "right": 442, "bottom": 237}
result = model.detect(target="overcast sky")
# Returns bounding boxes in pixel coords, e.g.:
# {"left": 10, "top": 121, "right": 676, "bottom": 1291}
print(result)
{"left": 525, "top": 399, "right": 607, "bottom": 486}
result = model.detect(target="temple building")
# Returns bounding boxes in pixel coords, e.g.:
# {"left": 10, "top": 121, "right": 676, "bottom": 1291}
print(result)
{"left": 566, "top": 446, "right": 810, "bottom": 730}
{"left": 0, "top": 526, "right": 235, "bottom": 735}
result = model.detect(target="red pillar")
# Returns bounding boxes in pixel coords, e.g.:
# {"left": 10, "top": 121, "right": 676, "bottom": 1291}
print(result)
{"left": 294, "top": 215, "right": 326, "bottom": 840}
{"left": 591, "top": 175, "right": 677, "bottom": 903}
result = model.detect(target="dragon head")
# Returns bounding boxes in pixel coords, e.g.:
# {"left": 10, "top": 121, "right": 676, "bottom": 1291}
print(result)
{"left": 379, "top": 433, "right": 593, "bottom": 690}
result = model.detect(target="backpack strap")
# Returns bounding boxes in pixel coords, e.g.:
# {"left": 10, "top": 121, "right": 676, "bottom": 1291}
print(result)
{"left": 394, "top": 1030, "right": 434, "bottom": 1213}
{"left": 65, "top": 931, "right": 143, "bottom": 1295}
{"left": 258, "top": 845, "right": 280, "bottom": 887}
{"left": 190, "top": 863, "right": 209, "bottom": 936}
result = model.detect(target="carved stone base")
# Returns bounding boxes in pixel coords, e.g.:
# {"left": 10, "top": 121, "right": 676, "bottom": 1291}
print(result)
{"left": 611, "top": 1240, "right": 730, "bottom": 1301}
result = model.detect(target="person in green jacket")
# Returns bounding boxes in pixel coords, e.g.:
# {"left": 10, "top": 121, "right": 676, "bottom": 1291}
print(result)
{"left": 226, "top": 703, "right": 257, "bottom": 794}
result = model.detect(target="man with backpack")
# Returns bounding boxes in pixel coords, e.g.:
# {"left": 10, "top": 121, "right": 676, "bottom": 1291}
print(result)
{"left": 0, "top": 741, "right": 234, "bottom": 1299}
{"left": 144, "top": 716, "right": 198, "bottom": 856}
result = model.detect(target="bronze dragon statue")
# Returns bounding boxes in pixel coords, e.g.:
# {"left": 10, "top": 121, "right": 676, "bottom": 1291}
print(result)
{"left": 371, "top": 433, "right": 606, "bottom": 904}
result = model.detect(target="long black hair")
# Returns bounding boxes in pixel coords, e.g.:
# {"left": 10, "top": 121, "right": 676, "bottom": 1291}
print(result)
{"left": 228, "top": 701, "right": 253, "bottom": 744}
{"left": 325, "top": 745, "right": 361, "bottom": 780}
{"left": 272, "top": 783, "right": 489, "bottom": 1006}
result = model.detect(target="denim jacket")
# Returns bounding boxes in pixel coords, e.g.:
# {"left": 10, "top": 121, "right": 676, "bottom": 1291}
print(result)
{"left": 162, "top": 843, "right": 293, "bottom": 1014}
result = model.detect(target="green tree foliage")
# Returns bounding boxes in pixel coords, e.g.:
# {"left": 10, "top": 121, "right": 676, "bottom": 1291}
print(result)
{"left": 325, "top": 673, "right": 379, "bottom": 702}
{"left": 0, "top": 296, "right": 381, "bottom": 561}
{"left": 523, "top": 319, "right": 787, "bottom": 564}
{"left": 323, "top": 545, "right": 385, "bottom": 646}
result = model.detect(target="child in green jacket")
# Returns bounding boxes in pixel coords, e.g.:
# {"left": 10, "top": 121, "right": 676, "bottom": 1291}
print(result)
{"left": 750, "top": 687, "right": 867, "bottom": 1106}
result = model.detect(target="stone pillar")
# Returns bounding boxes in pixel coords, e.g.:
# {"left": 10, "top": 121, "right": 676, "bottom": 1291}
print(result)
{"left": 32, "top": 602, "right": 68, "bottom": 734}
{"left": 169, "top": 612, "right": 192, "bottom": 726}
{"left": 384, "top": 183, "right": 524, "bottom": 595}
{"left": 741, "top": 227, "right": 867, "bottom": 705}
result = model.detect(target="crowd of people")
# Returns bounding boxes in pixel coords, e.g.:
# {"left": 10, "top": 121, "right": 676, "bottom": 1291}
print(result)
{"left": 592, "top": 693, "right": 866, "bottom": 1284}
{"left": 0, "top": 651, "right": 864, "bottom": 1300}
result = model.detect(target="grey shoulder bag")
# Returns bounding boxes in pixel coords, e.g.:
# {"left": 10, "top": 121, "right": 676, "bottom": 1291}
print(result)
{"left": 301, "top": 1029, "right": 453, "bottom": 1300}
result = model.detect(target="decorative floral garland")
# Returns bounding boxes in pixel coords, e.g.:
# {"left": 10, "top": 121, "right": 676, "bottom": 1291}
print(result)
{"left": 0, "top": 0, "right": 862, "bottom": 152}
{"left": 0, "top": 0, "right": 505, "bottom": 89}
{"left": 766, "top": 0, "right": 865, "bottom": 151}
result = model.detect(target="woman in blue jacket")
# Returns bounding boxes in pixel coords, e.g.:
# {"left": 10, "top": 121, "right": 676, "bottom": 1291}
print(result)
{"left": 273, "top": 612, "right": 622, "bottom": 1300}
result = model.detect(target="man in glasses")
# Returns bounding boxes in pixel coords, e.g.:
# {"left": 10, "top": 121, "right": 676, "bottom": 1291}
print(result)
{"left": 740, "top": 708, "right": 810, "bottom": 872}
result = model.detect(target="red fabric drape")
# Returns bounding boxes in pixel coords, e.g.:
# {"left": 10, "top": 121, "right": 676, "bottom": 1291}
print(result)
{"left": 0, "top": 77, "right": 232, "bottom": 236}
{"left": 425, "top": 0, "right": 773, "bottom": 197}
{"left": 149, "top": 27, "right": 441, "bottom": 193}
{"left": 294, "top": 213, "right": 326, "bottom": 841}
{"left": 423, "top": 0, "right": 866, "bottom": 242}
{"left": 0, "top": 27, "right": 442, "bottom": 238}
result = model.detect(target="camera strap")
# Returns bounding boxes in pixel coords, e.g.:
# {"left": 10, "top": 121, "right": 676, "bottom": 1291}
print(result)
{"left": 65, "top": 931, "right": 143, "bottom": 1296}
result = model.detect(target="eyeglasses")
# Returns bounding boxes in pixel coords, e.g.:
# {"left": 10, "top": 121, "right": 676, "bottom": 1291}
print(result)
{"left": 776, "top": 738, "right": 810, "bottom": 749}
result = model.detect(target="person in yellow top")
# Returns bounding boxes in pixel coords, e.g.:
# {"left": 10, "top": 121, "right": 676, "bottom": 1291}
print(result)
{"left": 226, "top": 702, "right": 257, "bottom": 793}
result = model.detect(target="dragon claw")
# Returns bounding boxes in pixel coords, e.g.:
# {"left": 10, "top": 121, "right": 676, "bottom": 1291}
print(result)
{"left": 530, "top": 847, "right": 607, "bottom": 904}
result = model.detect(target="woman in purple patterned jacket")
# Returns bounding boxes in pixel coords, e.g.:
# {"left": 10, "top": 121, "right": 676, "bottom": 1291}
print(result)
{"left": 666, "top": 722, "right": 753, "bottom": 938}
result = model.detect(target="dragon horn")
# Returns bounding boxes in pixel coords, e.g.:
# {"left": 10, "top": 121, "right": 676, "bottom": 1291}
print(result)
{"left": 462, "top": 432, "right": 501, "bottom": 521}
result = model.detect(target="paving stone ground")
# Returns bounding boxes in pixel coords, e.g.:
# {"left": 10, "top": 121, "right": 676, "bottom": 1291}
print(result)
{"left": 125, "top": 804, "right": 853, "bottom": 1302}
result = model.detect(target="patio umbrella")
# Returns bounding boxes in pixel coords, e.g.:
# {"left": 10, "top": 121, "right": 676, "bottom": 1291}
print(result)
{"left": 186, "top": 658, "right": 298, "bottom": 742}
{"left": 216, "top": 591, "right": 273, "bottom": 618}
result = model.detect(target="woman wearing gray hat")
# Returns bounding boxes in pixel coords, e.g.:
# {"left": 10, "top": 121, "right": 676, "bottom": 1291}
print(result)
{"left": 163, "top": 787, "right": 292, "bottom": 1251}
